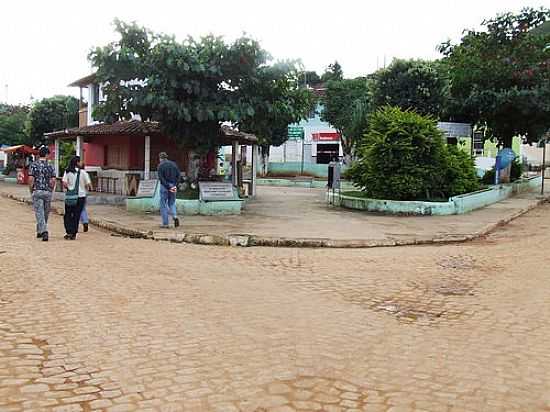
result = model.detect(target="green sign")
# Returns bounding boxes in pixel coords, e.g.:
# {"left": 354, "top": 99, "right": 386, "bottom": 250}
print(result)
{"left": 287, "top": 126, "right": 304, "bottom": 140}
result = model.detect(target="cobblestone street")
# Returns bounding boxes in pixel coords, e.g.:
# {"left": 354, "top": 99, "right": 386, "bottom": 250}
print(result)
{"left": 1, "top": 196, "right": 550, "bottom": 411}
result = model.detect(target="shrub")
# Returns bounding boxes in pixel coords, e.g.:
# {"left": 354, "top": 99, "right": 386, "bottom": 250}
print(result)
{"left": 482, "top": 158, "right": 522, "bottom": 184}
{"left": 350, "top": 106, "right": 480, "bottom": 200}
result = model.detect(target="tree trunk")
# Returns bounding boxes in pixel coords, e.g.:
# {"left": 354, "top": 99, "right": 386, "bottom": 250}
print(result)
{"left": 260, "top": 145, "right": 270, "bottom": 176}
{"left": 502, "top": 135, "right": 514, "bottom": 149}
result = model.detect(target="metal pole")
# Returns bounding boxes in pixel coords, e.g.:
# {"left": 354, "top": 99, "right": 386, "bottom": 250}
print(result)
{"left": 300, "top": 138, "right": 305, "bottom": 175}
{"left": 542, "top": 141, "right": 546, "bottom": 196}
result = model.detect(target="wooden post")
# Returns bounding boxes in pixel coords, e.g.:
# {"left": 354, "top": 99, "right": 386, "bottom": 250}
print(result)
{"left": 54, "top": 138, "right": 60, "bottom": 178}
{"left": 76, "top": 135, "right": 83, "bottom": 158}
{"left": 251, "top": 144, "right": 258, "bottom": 197}
{"left": 144, "top": 135, "right": 151, "bottom": 180}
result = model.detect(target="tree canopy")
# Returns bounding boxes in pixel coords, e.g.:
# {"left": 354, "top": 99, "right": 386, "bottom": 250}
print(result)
{"left": 370, "top": 59, "right": 449, "bottom": 118}
{"left": 321, "top": 77, "right": 369, "bottom": 157}
{"left": 439, "top": 7, "right": 550, "bottom": 147}
{"left": 89, "top": 20, "right": 312, "bottom": 152}
{"left": 321, "top": 61, "right": 344, "bottom": 83}
{"left": 0, "top": 104, "right": 29, "bottom": 146}
{"left": 25, "top": 96, "right": 79, "bottom": 146}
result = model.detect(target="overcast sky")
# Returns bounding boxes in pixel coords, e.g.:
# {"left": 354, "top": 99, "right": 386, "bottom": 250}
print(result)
{"left": 1, "top": 0, "right": 547, "bottom": 104}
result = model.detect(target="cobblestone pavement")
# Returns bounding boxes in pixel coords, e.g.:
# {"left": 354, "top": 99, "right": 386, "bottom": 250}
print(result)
{"left": 1, "top": 196, "right": 550, "bottom": 411}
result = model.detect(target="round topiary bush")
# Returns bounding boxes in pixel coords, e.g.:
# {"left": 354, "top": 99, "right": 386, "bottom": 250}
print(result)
{"left": 348, "top": 106, "right": 480, "bottom": 201}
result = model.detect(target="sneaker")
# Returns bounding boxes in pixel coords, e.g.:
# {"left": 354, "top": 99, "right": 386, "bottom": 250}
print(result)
{"left": 37, "top": 232, "right": 43, "bottom": 239}
{"left": 173, "top": 217, "right": 180, "bottom": 228}
{"left": 42, "top": 232, "right": 48, "bottom": 242}
{"left": 83, "top": 223, "right": 89, "bottom": 232}
{"left": 159, "top": 224, "right": 170, "bottom": 229}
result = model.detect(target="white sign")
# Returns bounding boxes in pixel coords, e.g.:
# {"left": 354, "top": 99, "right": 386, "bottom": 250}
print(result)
{"left": 437, "top": 122, "right": 472, "bottom": 138}
{"left": 136, "top": 179, "right": 158, "bottom": 197}
{"left": 199, "top": 182, "right": 235, "bottom": 201}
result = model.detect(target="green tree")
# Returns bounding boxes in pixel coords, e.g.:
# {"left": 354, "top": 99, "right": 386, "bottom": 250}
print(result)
{"left": 321, "top": 61, "right": 343, "bottom": 83}
{"left": 300, "top": 70, "right": 321, "bottom": 86}
{"left": 90, "top": 20, "right": 311, "bottom": 155}
{"left": 0, "top": 104, "right": 29, "bottom": 145}
{"left": 370, "top": 59, "right": 449, "bottom": 118}
{"left": 348, "top": 106, "right": 479, "bottom": 200}
{"left": 25, "top": 96, "right": 79, "bottom": 146}
{"left": 439, "top": 7, "right": 550, "bottom": 147}
{"left": 321, "top": 77, "right": 370, "bottom": 158}
{"left": 238, "top": 61, "right": 315, "bottom": 171}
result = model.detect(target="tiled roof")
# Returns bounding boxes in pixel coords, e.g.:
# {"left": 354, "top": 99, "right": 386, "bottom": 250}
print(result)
{"left": 45, "top": 120, "right": 161, "bottom": 138}
{"left": 45, "top": 120, "right": 258, "bottom": 145}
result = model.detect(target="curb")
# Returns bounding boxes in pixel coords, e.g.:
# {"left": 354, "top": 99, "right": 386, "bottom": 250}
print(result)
{"left": 2, "top": 190, "right": 548, "bottom": 248}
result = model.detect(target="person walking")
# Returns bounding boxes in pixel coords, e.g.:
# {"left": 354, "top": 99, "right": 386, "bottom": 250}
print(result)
{"left": 62, "top": 156, "right": 91, "bottom": 240}
{"left": 77, "top": 157, "right": 92, "bottom": 232}
{"left": 28, "top": 146, "right": 56, "bottom": 241}
{"left": 157, "top": 152, "right": 180, "bottom": 228}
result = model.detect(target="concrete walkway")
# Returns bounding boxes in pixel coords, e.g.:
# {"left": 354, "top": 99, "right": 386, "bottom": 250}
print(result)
{"left": 1, "top": 181, "right": 548, "bottom": 247}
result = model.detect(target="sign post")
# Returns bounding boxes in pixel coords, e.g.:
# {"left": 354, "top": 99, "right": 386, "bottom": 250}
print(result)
{"left": 136, "top": 179, "right": 158, "bottom": 198}
{"left": 199, "top": 182, "right": 235, "bottom": 201}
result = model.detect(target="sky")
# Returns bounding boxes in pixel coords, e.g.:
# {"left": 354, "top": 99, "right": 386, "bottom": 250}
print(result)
{"left": 0, "top": 0, "right": 547, "bottom": 105}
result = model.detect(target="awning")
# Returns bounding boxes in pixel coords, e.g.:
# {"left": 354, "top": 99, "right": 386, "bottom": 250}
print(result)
{"left": 0, "top": 145, "right": 38, "bottom": 155}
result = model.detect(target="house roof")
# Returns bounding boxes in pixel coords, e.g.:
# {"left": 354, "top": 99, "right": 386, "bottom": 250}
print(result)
{"left": 45, "top": 120, "right": 258, "bottom": 146}
{"left": 45, "top": 120, "right": 162, "bottom": 139}
{"left": 68, "top": 73, "right": 97, "bottom": 87}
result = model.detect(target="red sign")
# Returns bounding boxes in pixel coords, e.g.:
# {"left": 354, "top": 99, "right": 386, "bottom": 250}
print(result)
{"left": 312, "top": 132, "right": 340, "bottom": 142}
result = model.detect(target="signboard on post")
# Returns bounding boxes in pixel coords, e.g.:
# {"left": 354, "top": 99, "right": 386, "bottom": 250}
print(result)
{"left": 287, "top": 126, "right": 304, "bottom": 141}
{"left": 199, "top": 181, "right": 235, "bottom": 201}
{"left": 136, "top": 179, "right": 158, "bottom": 198}
{"left": 437, "top": 122, "right": 472, "bottom": 139}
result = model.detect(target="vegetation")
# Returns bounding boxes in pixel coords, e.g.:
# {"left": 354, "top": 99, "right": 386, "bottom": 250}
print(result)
{"left": 0, "top": 104, "right": 29, "bottom": 146}
{"left": 25, "top": 96, "right": 79, "bottom": 146}
{"left": 89, "top": 19, "right": 312, "bottom": 154}
{"left": 321, "top": 77, "right": 370, "bottom": 158}
{"left": 321, "top": 61, "right": 344, "bottom": 83}
{"left": 348, "top": 107, "right": 479, "bottom": 201}
{"left": 439, "top": 7, "right": 550, "bottom": 147}
{"left": 370, "top": 59, "right": 449, "bottom": 118}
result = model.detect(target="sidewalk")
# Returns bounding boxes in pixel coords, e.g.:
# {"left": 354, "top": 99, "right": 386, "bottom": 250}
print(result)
{"left": 1, "top": 181, "right": 548, "bottom": 247}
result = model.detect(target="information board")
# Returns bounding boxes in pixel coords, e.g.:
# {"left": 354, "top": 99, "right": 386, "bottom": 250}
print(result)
{"left": 136, "top": 179, "right": 158, "bottom": 198}
{"left": 199, "top": 182, "right": 235, "bottom": 201}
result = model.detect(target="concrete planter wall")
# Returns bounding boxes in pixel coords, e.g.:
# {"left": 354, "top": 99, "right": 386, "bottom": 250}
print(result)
{"left": 257, "top": 178, "right": 356, "bottom": 190}
{"left": 268, "top": 162, "right": 348, "bottom": 178}
{"left": 126, "top": 183, "right": 244, "bottom": 215}
{"left": 330, "top": 176, "right": 542, "bottom": 216}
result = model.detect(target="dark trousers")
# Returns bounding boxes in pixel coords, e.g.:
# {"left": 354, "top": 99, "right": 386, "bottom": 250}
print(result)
{"left": 64, "top": 197, "right": 86, "bottom": 235}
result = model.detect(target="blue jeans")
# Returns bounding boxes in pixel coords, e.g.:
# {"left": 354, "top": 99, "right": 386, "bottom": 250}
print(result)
{"left": 160, "top": 185, "right": 177, "bottom": 226}
{"left": 80, "top": 206, "right": 88, "bottom": 224}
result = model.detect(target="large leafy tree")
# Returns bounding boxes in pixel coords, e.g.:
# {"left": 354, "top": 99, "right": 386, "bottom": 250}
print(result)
{"left": 25, "top": 96, "right": 79, "bottom": 146}
{"left": 0, "top": 104, "right": 29, "bottom": 145}
{"left": 440, "top": 7, "right": 550, "bottom": 147}
{"left": 370, "top": 59, "right": 449, "bottom": 118}
{"left": 321, "top": 61, "right": 344, "bottom": 83}
{"left": 321, "top": 77, "right": 370, "bottom": 158}
{"left": 238, "top": 61, "right": 314, "bottom": 167}
{"left": 89, "top": 20, "right": 311, "bottom": 153}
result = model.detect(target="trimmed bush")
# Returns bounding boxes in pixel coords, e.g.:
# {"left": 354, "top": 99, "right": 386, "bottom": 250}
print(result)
{"left": 348, "top": 106, "right": 480, "bottom": 201}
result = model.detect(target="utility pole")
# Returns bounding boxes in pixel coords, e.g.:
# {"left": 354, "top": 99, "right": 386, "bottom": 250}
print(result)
{"left": 542, "top": 139, "right": 547, "bottom": 196}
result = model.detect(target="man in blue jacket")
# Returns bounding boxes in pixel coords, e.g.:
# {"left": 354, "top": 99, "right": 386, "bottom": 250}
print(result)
{"left": 157, "top": 152, "right": 181, "bottom": 228}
